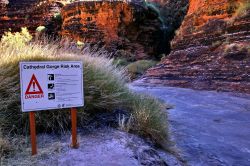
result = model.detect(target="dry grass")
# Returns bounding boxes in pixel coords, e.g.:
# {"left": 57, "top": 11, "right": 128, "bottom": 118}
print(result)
{"left": 126, "top": 60, "right": 157, "bottom": 79}
{"left": 0, "top": 41, "right": 129, "bottom": 134}
{"left": 234, "top": 1, "right": 250, "bottom": 18}
{"left": 0, "top": 132, "right": 13, "bottom": 158}
{"left": 129, "top": 94, "right": 170, "bottom": 148}
{"left": 0, "top": 30, "right": 170, "bottom": 157}
{"left": 229, "top": 0, "right": 250, "bottom": 23}
{"left": 224, "top": 43, "right": 248, "bottom": 53}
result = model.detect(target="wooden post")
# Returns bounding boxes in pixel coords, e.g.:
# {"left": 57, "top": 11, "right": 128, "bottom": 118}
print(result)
{"left": 71, "top": 108, "right": 78, "bottom": 148}
{"left": 29, "top": 112, "right": 37, "bottom": 155}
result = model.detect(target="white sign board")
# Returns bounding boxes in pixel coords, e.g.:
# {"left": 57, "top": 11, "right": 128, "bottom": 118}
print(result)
{"left": 20, "top": 61, "right": 84, "bottom": 112}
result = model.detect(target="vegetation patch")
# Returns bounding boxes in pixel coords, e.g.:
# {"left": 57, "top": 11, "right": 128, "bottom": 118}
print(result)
{"left": 53, "top": 12, "right": 62, "bottom": 21}
{"left": 126, "top": 60, "right": 157, "bottom": 79}
{"left": 114, "top": 50, "right": 136, "bottom": 62}
{"left": 0, "top": 138, "right": 12, "bottom": 158}
{"left": 224, "top": 43, "right": 248, "bottom": 53}
{"left": 113, "top": 58, "right": 129, "bottom": 67}
{"left": 234, "top": 1, "right": 250, "bottom": 18}
{"left": 0, "top": 29, "right": 170, "bottom": 157}
{"left": 223, "top": 43, "right": 249, "bottom": 60}
{"left": 229, "top": 0, "right": 250, "bottom": 22}
{"left": 130, "top": 94, "right": 170, "bottom": 147}
{"left": 1, "top": 27, "right": 32, "bottom": 46}
{"left": 36, "top": 26, "right": 46, "bottom": 33}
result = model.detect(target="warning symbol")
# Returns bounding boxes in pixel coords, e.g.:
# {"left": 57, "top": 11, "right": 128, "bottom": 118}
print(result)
{"left": 25, "top": 74, "right": 44, "bottom": 99}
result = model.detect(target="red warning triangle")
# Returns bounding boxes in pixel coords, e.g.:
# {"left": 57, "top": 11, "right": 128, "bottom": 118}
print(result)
{"left": 25, "top": 74, "right": 44, "bottom": 95}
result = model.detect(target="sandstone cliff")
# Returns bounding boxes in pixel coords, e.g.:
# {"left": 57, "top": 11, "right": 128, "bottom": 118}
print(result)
{"left": 0, "top": 0, "right": 62, "bottom": 36}
{"left": 145, "top": 0, "right": 250, "bottom": 93}
{"left": 0, "top": 0, "right": 187, "bottom": 61}
{"left": 61, "top": 1, "right": 164, "bottom": 60}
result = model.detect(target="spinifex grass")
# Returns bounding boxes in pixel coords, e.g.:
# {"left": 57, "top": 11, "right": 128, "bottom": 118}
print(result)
{"left": 0, "top": 31, "right": 170, "bottom": 156}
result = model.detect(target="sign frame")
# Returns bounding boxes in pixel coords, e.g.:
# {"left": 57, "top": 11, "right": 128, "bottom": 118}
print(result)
{"left": 19, "top": 61, "right": 84, "bottom": 112}
{"left": 19, "top": 61, "right": 83, "bottom": 155}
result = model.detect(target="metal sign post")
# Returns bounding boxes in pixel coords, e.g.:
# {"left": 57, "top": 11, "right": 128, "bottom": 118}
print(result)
{"left": 29, "top": 112, "right": 37, "bottom": 155}
{"left": 19, "top": 61, "right": 84, "bottom": 155}
{"left": 71, "top": 108, "right": 78, "bottom": 148}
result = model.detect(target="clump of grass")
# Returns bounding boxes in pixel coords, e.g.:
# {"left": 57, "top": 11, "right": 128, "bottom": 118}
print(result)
{"left": 126, "top": 60, "right": 157, "bottom": 79}
{"left": 0, "top": 42, "right": 129, "bottom": 134}
{"left": 229, "top": 1, "right": 250, "bottom": 22}
{"left": 118, "top": 93, "right": 170, "bottom": 148}
{"left": 224, "top": 43, "right": 248, "bottom": 53}
{"left": 77, "top": 40, "right": 84, "bottom": 47}
{"left": 1, "top": 27, "right": 32, "bottom": 47}
{"left": 129, "top": 94, "right": 170, "bottom": 148}
{"left": 0, "top": 29, "right": 170, "bottom": 154}
{"left": 36, "top": 26, "right": 46, "bottom": 33}
{"left": 118, "top": 113, "right": 132, "bottom": 132}
{"left": 112, "top": 58, "right": 129, "bottom": 67}
{"left": 212, "top": 41, "right": 222, "bottom": 48}
{"left": 234, "top": 1, "right": 250, "bottom": 18}
{"left": 0, "top": 132, "right": 13, "bottom": 157}
{"left": 114, "top": 50, "right": 136, "bottom": 62}
{"left": 53, "top": 12, "right": 62, "bottom": 21}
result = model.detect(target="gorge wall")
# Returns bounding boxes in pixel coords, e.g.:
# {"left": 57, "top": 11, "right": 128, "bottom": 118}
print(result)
{"left": 0, "top": 0, "right": 63, "bottom": 36}
{"left": 1, "top": 0, "right": 248, "bottom": 93}
{"left": 61, "top": 1, "right": 164, "bottom": 60}
{"left": 0, "top": 0, "right": 172, "bottom": 60}
{"left": 144, "top": 0, "right": 250, "bottom": 93}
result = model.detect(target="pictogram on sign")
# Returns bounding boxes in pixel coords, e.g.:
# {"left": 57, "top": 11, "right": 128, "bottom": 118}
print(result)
{"left": 25, "top": 74, "right": 44, "bottom": 99}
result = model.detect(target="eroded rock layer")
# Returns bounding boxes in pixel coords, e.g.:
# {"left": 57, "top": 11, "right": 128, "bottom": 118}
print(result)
{"left": 61, "top": 1, "right": 163, "bottom": 60}
{"left": 0, "top": 0, "right": 62, "bottom": 36}
{"left": 144, "top": 0, "right": 250, "bottom": 93}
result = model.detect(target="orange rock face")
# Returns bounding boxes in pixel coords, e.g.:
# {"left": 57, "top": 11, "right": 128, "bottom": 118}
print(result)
{"left": 0, "top": 0, "right": 62, "bottom": 36}
{"left": 145, "top": 0, "right": 250, "bottom": 93}
{"left": 173, "top": 0, "right": 245, "bottom": 46}
{"left": 61, "top": 1, "right": 163, "bottom": 60}
{"left": 61, "top": 1, "right": 133, "bottom": 44}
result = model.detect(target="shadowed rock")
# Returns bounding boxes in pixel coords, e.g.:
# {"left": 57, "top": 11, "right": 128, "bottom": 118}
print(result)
{"left": 144, "top": 0, "right": 250, "bottom": 93}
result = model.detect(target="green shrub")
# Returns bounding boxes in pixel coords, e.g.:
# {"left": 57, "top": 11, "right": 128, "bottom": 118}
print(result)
{"left": 36, "top": 26, "right": 46, "bottom": 33}
{"left": 53, "top": 12, "right": 62, "bottom": 21}
{"left": 114, "top": 50, "right": 136, "bottom": 62}
{"left": 234, "top": 1, "right": 250, "bottom": 17}
{"left": 77, "top": 40, "right": 85, "bottom": 49}
{"left": 229, "top": 1, "right": 250, "bottom": 22}
{"left": 112, "top": 58, "right": 129, "bottom": 67}
{"left": 126, "top": 60, "right": 157, "bottom": 79}
{"left": 1, "top": 27, "right": 32, "bottom": 47}
{"left": 144, "top": 2, "right": 165, "bottom": 24}
{"left": 146, "top": 3, "right": 160, "bottom": 16}
{"left": 0, "top": 30, "right": 170, "bottom": 152}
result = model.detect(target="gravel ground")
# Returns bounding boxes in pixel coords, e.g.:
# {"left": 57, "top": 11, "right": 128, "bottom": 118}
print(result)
{"left": 1, "top": 128, "right": 182, "bottom": 166}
